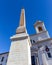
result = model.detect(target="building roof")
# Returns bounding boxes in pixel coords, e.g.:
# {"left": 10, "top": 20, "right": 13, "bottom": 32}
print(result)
{"left": 34, "top": 20, "right": 43, "bottom": 27}
{"left": 0, "top": 52, "right": 9, "bottom": 55}
{"left": 32, "top": 38, "right": 52, "bottom": 46}
{"left": 30, "top": 31, "right": 47, "bottom": 37}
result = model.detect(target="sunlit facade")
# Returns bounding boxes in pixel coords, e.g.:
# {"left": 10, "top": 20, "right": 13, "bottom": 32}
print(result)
{"left": 0, "top": 9, "right": 52, "bottom": 65}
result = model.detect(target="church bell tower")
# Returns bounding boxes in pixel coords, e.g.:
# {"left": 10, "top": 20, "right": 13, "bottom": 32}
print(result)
{"left": 7, "top": 9, "right": 31, "bottom": 65}
{"left": 34, "top": 20, "right": 50, "bottom": 41}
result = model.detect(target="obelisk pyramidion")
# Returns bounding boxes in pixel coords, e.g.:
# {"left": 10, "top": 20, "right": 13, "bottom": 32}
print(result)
{"left": 7, "top": 9, "right": 31, "bottom": 65}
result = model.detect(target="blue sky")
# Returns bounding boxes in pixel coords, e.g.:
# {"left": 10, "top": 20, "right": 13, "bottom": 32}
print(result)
{"left": 0, "top": 0, "right": 52, "bottom": 53}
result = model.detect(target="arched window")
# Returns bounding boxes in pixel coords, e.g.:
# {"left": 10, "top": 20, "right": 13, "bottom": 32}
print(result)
{"left": 1, "top": 57, "right": 4, "bottom": 62}
{"left": 38, "top": 27, "right": 43, "bottom": 32}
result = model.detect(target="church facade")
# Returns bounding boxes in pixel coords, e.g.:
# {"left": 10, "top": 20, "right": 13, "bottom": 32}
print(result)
{"left": 0, "top": 9, "right": 52, "bottom": 65}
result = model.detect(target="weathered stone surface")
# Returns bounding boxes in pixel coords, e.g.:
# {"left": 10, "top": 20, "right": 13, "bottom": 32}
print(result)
{"left": 7, "top": 34, "right": 31, "bottom": 65}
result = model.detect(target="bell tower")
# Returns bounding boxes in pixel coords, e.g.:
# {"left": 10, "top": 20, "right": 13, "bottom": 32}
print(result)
{"left": 7, "top": 9, "right": 31, "bottom": 65}
{"left": 34, "top": 20, "right": 50, "bottom": 40}
{"left": 34, "top": 20, "right": 46, "bottom": 33}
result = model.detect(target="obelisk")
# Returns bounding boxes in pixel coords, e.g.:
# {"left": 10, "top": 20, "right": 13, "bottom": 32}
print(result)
{"left": 7, "top": 9, "right": 31, "bottom": 65}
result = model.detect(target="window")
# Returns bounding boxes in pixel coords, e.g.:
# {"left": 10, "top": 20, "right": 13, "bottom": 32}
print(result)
{"left": 1, "top": 57, "right": 4, "bottom": 62}
{"left": 45, "top": 46, "right": 52, "bottom": 58}
{"left": 47, "top": 52, "right": 52, "bottom": 58}
{"left": 38, "top": 27, "right": 43, "bottom": 32}
{"left": 31, "top": 56, "right": 35, "bottom": 65}
{"left": 33, "top": 40, "right": 35, "bottom": 43}
{"left": 30, "top": 40, "right": 35, "bottom": 44}
{"left": 30, "top": 40, "right": 32, "bottom": 43}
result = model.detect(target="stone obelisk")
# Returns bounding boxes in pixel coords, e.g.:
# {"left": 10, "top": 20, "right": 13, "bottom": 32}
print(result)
{"left": 7, "top": 9, "right": 31, "bottom": 65}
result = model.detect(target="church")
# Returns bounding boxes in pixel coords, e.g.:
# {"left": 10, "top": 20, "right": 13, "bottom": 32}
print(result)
{"left": 0, "top": 9, "right": 52, "bottom": 65}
